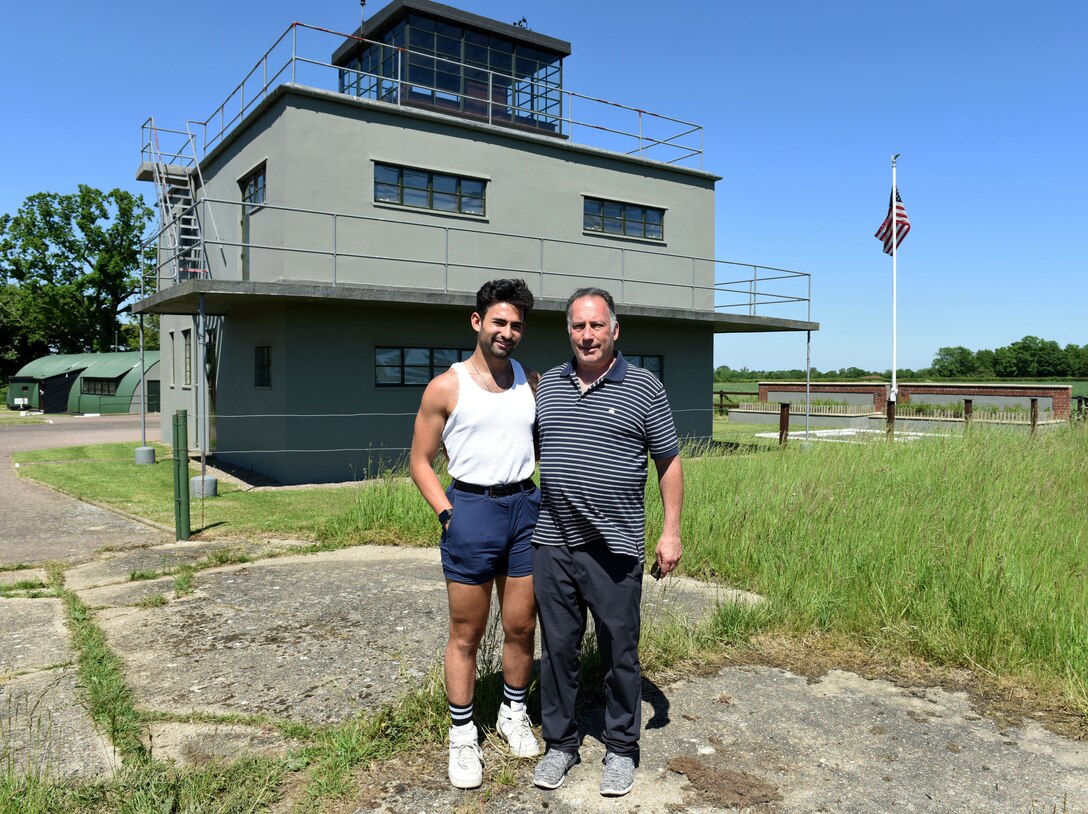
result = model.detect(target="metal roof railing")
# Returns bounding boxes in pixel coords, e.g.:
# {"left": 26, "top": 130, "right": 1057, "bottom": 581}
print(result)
{"left": 140, "top": 22, "right": 705, "bottom": 172}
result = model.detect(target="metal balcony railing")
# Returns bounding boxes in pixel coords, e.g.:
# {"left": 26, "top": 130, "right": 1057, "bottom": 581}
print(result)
{"left": 142, "top": 197, "right": 811, "bottom": 321}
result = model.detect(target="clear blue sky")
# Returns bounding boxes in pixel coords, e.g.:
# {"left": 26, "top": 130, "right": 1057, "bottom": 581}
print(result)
{"left": 2, "top": 0, "right": 1084, "bottom": 372}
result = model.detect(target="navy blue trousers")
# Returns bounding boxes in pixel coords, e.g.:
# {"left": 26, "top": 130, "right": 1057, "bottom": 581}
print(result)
{"left": 532, "top": 541, "right": 643, "bottom": 759}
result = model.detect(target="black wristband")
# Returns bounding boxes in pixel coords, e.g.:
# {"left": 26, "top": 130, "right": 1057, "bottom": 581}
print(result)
{"left": 438, "top": 508, "right": 453, "bottom": 526}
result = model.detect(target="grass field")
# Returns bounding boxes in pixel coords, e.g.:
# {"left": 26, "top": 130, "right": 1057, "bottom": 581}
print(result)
{"left": 8, "top": 421, "right": 1088, "bottom": 811}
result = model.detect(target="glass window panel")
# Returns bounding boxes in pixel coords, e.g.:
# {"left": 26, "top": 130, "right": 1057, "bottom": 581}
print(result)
{"left": 465, "top": 66, "right": 488, "bottom": 82}
{"left": 375, "top": 366, "right": 402, "bottom": 385}
{"left": 624, "top": 220, "right": 645, "bottom": 238}
{"left": 403, "top": 187, "right": 429, "bottom": 208}
{"left": 374, "top": 182, "right": 400, "bottom": 203}
{"left": 465, "top": 43, "right": 488, "bottom": 66}
{"left": 602, "top": 202, "right": 623, "bottom": 219}
{"left": 436, "top": 21, "right": 461, "bottom": 37}
{"left": 433, "top": 192, "right": 458, "bottom": 211}
{"left": 460, "top": 179, "right": 485, "bottom": 197}
{"left": 374, "top": 164, "right": 400, "bottom": 184}
{"left": 405, "top": 348, "right": 430, "bottom": 365}
{"left": 515, "top": 56, "right": 539, "bottom": 77}
{"left": 433, "top": 348, "right": 460, "bottom": 368}
{"left": 490, "top": 37, "right": 513, "bottom": 53}
{"left": 603, "top": 217, "right": 623, "bottom": 234}
{"left": 432, "top": 174, "right": 458, "bottom": 194}
{"left": 435, "top": 34, "right": 460, "bottom": 57}
{"left": 374, "top": 348, "right": 401, "bottom": 366}
{"left": 645, "top": 223, "right": 663, "bottom": 240}
{"left": 645, "top": 208, "right": 663, "bottom": 225}
{"left": 642, "top": 356, "right": 662, "bottom": 374}
{"left": 459, "top": 349, "right": 474, "bottom": 361}
{"left": 584, "top": 214, "right": 603, "bottom": 231}
{"left": 408, "top": 52, "right": 434, "bottom": 70}
{"left": 408, "top": 13, "right": 435, "bottom": 31}
{"left": 402, "top": 170, "right": 429, "bottom": 190}
{"left": 490, "top": 52, "right": 512, "bottom": 74}
{"left": 435, "top": 69, "right": 460, "bottom": 92}
{"left": 461, "top": 196, "right": 484, "bottom": 215}
{"left": 584, "top": 199, "right": 602, "bottom": 216}
{"left": 626, "top": 206, "right": 644, "bottom": 223}
{"left": 465, "top": 29, "right": 488, "bottom": 46}
{"left": 409, "top": 29, "right": 435, "bottom": 52}
{"left": 404, "top": 366, "right": 431, "bottom": 385}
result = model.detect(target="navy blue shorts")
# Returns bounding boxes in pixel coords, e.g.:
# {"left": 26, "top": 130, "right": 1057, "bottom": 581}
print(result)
{"left": 440, "top": 482, "right": 540, "bottom": 585}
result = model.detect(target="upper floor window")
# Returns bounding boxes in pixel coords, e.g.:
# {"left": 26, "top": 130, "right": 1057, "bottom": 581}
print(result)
{"left": 240, "top": 166, "right": 266, "bottom": 211}
{"left": 626, "top": 354, "right": 664, "bottom": 381}
{"left": 81, "top": 378, "right": 119, "bottom": 396}
{"left": 584, "top": 197, "right": 664, "bottom": 241}
{"left": 374, "top": 163, "right": 485, "bottom": 216}
{"left": 375, "top": 346, "right": 473, "bottom": 386}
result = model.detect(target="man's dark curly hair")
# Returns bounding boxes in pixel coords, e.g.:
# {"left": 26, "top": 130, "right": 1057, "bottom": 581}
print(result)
{"left": 476, "top": 278, "right": 534, "bottom": 319}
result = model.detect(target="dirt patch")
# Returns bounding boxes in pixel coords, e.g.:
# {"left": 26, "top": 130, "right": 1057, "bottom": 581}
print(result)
{"left": 667, "top": 754, "right": 781, "bottom": 808}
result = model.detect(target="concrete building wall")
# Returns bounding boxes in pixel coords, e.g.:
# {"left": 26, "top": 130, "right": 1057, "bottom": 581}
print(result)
{"left": 195, "top": 92, "right": 717, "bottom": 309}
{"left": 186, "top": 299, "right": 711, "bottom": 484}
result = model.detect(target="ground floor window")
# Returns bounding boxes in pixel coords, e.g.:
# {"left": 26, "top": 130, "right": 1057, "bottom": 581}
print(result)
{"left": 375, "top": 346, "right": 473, "bottom": 385}
{"left": 254, "top": 345, "right": 272, "bottom": 388}
{"left": 81, "top": 377, "right": 119, "bottom": 396}
{"left": 626, "top": 354, "right": 663, "bottom": 381}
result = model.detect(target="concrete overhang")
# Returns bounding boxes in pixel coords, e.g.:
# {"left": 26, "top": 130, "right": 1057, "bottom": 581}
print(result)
{"left": 130, "top": 279, "right": 818, "bottom": 334}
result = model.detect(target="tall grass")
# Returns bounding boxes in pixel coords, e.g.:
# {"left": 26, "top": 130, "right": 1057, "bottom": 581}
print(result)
{"left": 649, "top": 423, "right": 1088, "bottom": 704}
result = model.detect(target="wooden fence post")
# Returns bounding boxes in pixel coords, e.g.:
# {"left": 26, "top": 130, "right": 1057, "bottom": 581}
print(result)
{"left": 1030, "top": 398, "right": 1038, "bottom": 435}
{"left": 778, "top": 402, "right": 790, "bottom": 446}
{"left": 886, "top": 399, "right": 896, "bottom": 438}
{"left": 964, "top": 398, "right": 973, "bottom": 427}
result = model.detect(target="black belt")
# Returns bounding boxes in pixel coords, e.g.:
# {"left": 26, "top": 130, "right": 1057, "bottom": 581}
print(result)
{"left": 452, "top": 478, "right": 536, "bottom": 497}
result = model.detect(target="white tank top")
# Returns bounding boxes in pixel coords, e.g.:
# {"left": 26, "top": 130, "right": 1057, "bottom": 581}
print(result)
{"left": 442, "top": 360, "right": 535, "bottom": 485}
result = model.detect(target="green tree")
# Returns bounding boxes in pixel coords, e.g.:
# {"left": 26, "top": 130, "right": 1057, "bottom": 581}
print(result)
{"left": 0, "top": 185, "right": 152, "bottom": 376}
{"left": 931, "top": 346, "right": 978, "bottom": 377}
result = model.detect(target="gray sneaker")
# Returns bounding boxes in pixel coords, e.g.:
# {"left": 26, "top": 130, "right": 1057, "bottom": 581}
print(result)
{"left": 599, "top": 752, "right": 635, "bottom": 797}
{"left": 533, "top": 748, "right": 580, "bottom": 789}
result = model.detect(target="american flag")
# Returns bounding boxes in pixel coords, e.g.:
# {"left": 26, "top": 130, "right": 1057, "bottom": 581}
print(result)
{"left": 875, "top": 186, "right": 910, "bottom": 255}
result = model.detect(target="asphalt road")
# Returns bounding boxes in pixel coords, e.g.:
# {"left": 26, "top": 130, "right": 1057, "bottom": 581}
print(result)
{"left": 0, "top": 414, "right": 167, "bottom": 565}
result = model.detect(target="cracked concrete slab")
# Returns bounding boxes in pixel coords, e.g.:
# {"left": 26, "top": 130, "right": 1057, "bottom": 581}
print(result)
{"left": 0, "top": 598, "right": 72, "bottom": 675}
{"left": 96, "top": 546, "right": 449, "bottom": 724}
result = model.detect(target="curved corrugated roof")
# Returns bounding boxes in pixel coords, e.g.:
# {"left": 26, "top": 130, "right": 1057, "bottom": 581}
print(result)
{"left": 15, "top": 351, "right": 161, "bottom": 379}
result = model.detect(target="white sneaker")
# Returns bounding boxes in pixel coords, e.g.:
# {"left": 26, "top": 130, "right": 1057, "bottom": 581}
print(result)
{"left": 448, "top": 724, "right": 483, "bottom": 789}
{"left": 496, "top": 704, "right": 541, "bottom": 758}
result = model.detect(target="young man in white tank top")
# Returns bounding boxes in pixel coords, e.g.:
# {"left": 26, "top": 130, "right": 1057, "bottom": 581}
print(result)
{"left": 410, "top": 279, "right": 542, "bottom": 789}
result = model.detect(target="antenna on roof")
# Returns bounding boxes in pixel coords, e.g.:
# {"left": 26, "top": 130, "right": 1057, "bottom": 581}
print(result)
{"left": 360, "top": 0, "right": 366, "bottom": 32}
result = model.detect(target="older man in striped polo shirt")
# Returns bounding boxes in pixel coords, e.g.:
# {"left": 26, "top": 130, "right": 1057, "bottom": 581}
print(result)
{"left": 531, "top": 287, "right": 684, "bottom": 797}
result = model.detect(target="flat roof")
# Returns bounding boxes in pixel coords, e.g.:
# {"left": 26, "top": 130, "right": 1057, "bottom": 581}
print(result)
{"left": 131, "top": 279, "right": 818, "bottom": 335}
{"left": 333, "top": 0, "right": 572, "bottom": 64}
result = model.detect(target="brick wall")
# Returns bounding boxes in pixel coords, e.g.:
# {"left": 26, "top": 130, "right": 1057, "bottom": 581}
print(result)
{"left": 757, "top": 382, "right": 1072, "bottom": 420}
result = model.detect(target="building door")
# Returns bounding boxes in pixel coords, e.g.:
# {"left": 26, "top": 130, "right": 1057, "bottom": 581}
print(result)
{"left": 41, "top": 371, "right": 80, "bottom": 413}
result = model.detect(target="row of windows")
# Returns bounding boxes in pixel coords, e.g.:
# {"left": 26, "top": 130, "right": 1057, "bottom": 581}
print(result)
{"left": 81, "top": 378, "right": 119, "bottom": 396}
{"left": 371, "top": 163, "right": 665, "bottom": 240}
{"left": 375, "top": 347, "right": 474, "bottom": 386}
{"left": 233, "top": 346, "right": 662, "bottom": 390}
{"left": 239, "top": 162, "right": 665, "bottom": 242}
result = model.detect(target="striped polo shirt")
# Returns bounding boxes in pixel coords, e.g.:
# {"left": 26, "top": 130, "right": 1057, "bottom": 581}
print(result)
{"left": 532, "top": 352, "right": 680, "bottom": 562}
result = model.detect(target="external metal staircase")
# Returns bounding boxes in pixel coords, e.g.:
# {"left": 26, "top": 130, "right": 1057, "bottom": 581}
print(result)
{"left": 141, "top": 118, "right": 219, "bottom": 289}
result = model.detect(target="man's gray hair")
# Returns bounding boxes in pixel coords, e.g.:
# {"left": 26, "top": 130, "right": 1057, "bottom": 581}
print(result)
{"left": 565, "top": 287, "right": 617, "bottom": 331}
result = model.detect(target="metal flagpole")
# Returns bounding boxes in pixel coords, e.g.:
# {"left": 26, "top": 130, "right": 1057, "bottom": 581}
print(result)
{"left": 891, "top": 154, "right": 900, "bottom": 404}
